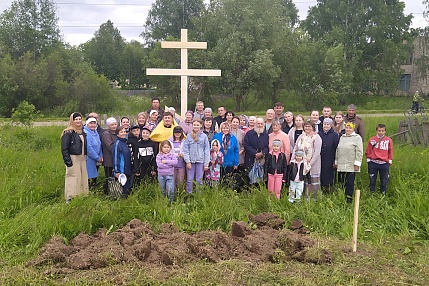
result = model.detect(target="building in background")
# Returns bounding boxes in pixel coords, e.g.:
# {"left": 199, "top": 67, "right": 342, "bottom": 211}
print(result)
{"left": 400, "top": 36, "right": 429, "bottom": 95}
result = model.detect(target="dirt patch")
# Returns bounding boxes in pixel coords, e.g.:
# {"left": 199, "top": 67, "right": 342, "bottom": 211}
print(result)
{"left": 28, "top": 214, "right": 332, "bottom": 274}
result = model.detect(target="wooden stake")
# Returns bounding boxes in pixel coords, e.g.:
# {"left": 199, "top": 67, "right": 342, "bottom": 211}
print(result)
{"left": 352, "top": 189, "right": 361, "bottom": 252}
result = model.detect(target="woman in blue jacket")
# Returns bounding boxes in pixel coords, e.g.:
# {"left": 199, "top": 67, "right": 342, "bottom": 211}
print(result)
{"left": 213, "top": 122, "right": 239, "bottom": 184}
{"left": 84, "top": 117, "right": 103, "bottom": 190}
{"left": 112, "top": 125, "right": 133, "bottom": 197}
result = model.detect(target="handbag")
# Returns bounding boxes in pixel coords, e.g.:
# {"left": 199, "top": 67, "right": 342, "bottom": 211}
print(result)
{"left": 248, "top": 159, "right": 264, "bottom": 184}
{"left": 107, "top": 177, "right": 123, "bottom": 199}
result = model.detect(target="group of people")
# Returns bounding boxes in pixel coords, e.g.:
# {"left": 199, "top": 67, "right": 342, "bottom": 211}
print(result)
{"left": 61, "top": 98, "right": 394, "bottom": 204}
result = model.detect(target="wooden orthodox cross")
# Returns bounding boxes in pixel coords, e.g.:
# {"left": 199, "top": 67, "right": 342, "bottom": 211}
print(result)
{"left": 146, "top": 29, "right": 221, "bottom": 116}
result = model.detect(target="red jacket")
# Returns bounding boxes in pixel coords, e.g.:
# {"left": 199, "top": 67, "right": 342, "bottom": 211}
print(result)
{"left": 365, "top": 136, "right": 393, "bottom": 165}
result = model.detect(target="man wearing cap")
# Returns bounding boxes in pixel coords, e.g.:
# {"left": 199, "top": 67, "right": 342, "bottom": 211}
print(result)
{"left": 345, "top": 104, "right": 365, "bottom": 141}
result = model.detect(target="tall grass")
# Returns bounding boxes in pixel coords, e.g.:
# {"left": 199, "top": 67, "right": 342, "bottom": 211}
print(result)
{"left": 0, "top": 116, "right": 428, "bottom": 265}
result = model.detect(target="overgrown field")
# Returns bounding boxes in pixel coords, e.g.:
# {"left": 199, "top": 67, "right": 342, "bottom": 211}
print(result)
{"left": 0, "top": 116, "right": 428, "bottom": 285}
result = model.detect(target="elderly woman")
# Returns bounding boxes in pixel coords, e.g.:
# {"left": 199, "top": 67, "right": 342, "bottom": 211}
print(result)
{"left": 335, "top": 122, "right": 363, "bottom": 203}
{"left": 213, "top": 122, "right": 239, "bottom": 181}
{"left": 318, "top": 118, "right": 339, "bottom": 193}
{"left": 292, "top": 120, "right": 322, "bottom": 198}
{"left": 84, "top": 117, "right": 103, "bottom": 190}
{"left": 101, "top": 117, "right": 118, "bottom": 188}
{"left": 61, "top": 112, "right": 89, "bottom": 203}
{"left": 179, "top": 110, "right": 194, "bottom": 135}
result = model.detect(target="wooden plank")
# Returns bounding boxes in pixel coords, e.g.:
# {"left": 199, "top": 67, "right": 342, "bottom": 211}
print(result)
{"left": 146, "top": 68, "right": 221, "bottom": 77}
{"left": 161, "top": 42, "right": 207, "bottom": 49}
{"left": 407, "top": 116, "right": 417, "bottom": 146}
{"left": 414, "top": 117, "right": 424, "bottom": 145}
{"left": 421, "top": 117, "right": 429, "bottom": 145}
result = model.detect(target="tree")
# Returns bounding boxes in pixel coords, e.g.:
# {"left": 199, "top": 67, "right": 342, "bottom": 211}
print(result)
{"left": 201, "top": 0, "right": 296, "bottom": 110}
{"left": 303, "top": 0, "right": 413, "bottom": 94}
{"left": 81, "top": 20, "right": 126, "bottom": 82}
{"left": 0, "top": 0, "right": 61, "bottom": 59}
{"left": 142, "top": 0, "right": 204, "bottom": 45}
{"left": 122, "top": 41, "right": 149, "bottom": 89}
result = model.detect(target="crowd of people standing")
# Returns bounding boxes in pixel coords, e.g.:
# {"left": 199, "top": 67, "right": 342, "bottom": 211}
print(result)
{"left": 61, "top": 98, "right": 394, "bottom": 204}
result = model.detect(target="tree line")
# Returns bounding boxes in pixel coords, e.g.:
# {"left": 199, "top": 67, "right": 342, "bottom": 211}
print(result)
{"left": 0, "top": 0, "right": 421, "bottom": 116}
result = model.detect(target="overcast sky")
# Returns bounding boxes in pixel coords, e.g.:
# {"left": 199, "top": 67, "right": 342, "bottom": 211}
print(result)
{"left": 0, "top": 0, "right": 427, "bottom": 46}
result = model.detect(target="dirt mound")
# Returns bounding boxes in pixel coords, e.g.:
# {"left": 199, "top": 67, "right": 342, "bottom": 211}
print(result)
{"left": 29, "top": 214, "right": 332, "bottom": 273}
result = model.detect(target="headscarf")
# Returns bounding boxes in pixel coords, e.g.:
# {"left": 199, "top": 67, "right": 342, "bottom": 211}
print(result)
{"left": 61, "top": 112, "right": 83, "bottom": 137}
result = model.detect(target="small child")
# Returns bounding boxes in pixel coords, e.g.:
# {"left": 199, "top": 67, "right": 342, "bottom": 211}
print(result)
{"left": 365, "top": 124, "right": 393, "bottom": 194}
{"left": 170, "top": 126, "right": 186, "bottom": 190}
{"left": 205, "top": 139, "right": 224, "bottom": 187}
{"left": 288, "top": 150, "right": 306, "bottom": 203}
{"left": 265, "top": 139, "right": 288, "bottom": 199}
{"left": 156, "top": 140, "right": 178, "bottom": 203}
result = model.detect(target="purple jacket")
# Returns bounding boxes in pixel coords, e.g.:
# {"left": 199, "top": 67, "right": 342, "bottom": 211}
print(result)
{"left": 156, "top": 152, "right": 178, "bottom": 176}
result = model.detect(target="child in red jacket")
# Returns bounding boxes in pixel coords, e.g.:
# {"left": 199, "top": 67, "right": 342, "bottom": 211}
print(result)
{"left": 365, "top": 124, "right": 393, "bottom": 194}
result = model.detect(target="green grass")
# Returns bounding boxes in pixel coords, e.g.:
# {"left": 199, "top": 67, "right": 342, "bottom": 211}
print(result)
{"left": 0, "top": 116, "right": 428, "bottom": 284}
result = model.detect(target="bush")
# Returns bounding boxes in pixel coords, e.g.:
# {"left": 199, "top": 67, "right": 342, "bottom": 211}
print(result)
{"left": 11, "top": 101, "right": 39, "bottom": 127}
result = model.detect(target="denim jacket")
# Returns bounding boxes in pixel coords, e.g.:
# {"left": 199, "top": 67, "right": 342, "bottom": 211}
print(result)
{"left": 182, "top": 132, "right": 210, "bottom": 167}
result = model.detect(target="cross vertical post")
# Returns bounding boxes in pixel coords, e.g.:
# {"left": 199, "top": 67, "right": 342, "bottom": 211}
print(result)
{"left": 146, "top": 29, "right": 221, "bottom": 117}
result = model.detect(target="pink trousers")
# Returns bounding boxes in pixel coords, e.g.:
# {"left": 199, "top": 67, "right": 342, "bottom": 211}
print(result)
{"left": 267, "top": 173, "right": 283, "bottom": 199}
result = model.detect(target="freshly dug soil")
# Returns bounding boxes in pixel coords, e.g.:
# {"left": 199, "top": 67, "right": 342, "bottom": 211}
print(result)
{"left": 29, "top": 212, "right": 332, "bottom": 273}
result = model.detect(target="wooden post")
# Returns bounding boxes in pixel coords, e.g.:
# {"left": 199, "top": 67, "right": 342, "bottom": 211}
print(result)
{"left": 407, "top": 117, "right": 417, "bottom": 146}
{"left": 352, "top": 189, "right": 361, "bottom": 253}
{"left": 421, "top": 117, "right": 429, "bottom": 145}
{"left": 414, "top": 117, "right": 424, "bottom": 145}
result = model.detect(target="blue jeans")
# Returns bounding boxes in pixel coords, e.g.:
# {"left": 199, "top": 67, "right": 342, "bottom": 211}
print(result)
{"left": 158, "top": 175, "right": 175, "bottom": 203}
{"left": 368, "top": 161, "right": 390, "bottom": 194}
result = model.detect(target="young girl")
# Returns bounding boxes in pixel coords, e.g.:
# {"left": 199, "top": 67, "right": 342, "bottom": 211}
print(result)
{"left": 182, "top": 120, "right": 210, "bottom": 193}
{"left": 205, "top": 139, "right": 223, "bottom": 187}
{"left": 265, "top": 139, "right": 288, "bottom": 199}
{"left": 288, "top": 150, "right": 306, "bottom": 203}
{"left": 170, "top": 126, "right": 186, "bottom": 190}
{"left": 333, "top": 111, "right": 346, "bottom": 136}
{"left": 156, "top": 140, "right": 178, "bottom": 203}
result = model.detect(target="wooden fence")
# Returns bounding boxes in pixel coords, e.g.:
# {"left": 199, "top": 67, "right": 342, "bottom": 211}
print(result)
{"left": 394, "top": 116, "right": 429, "bottom": 146}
